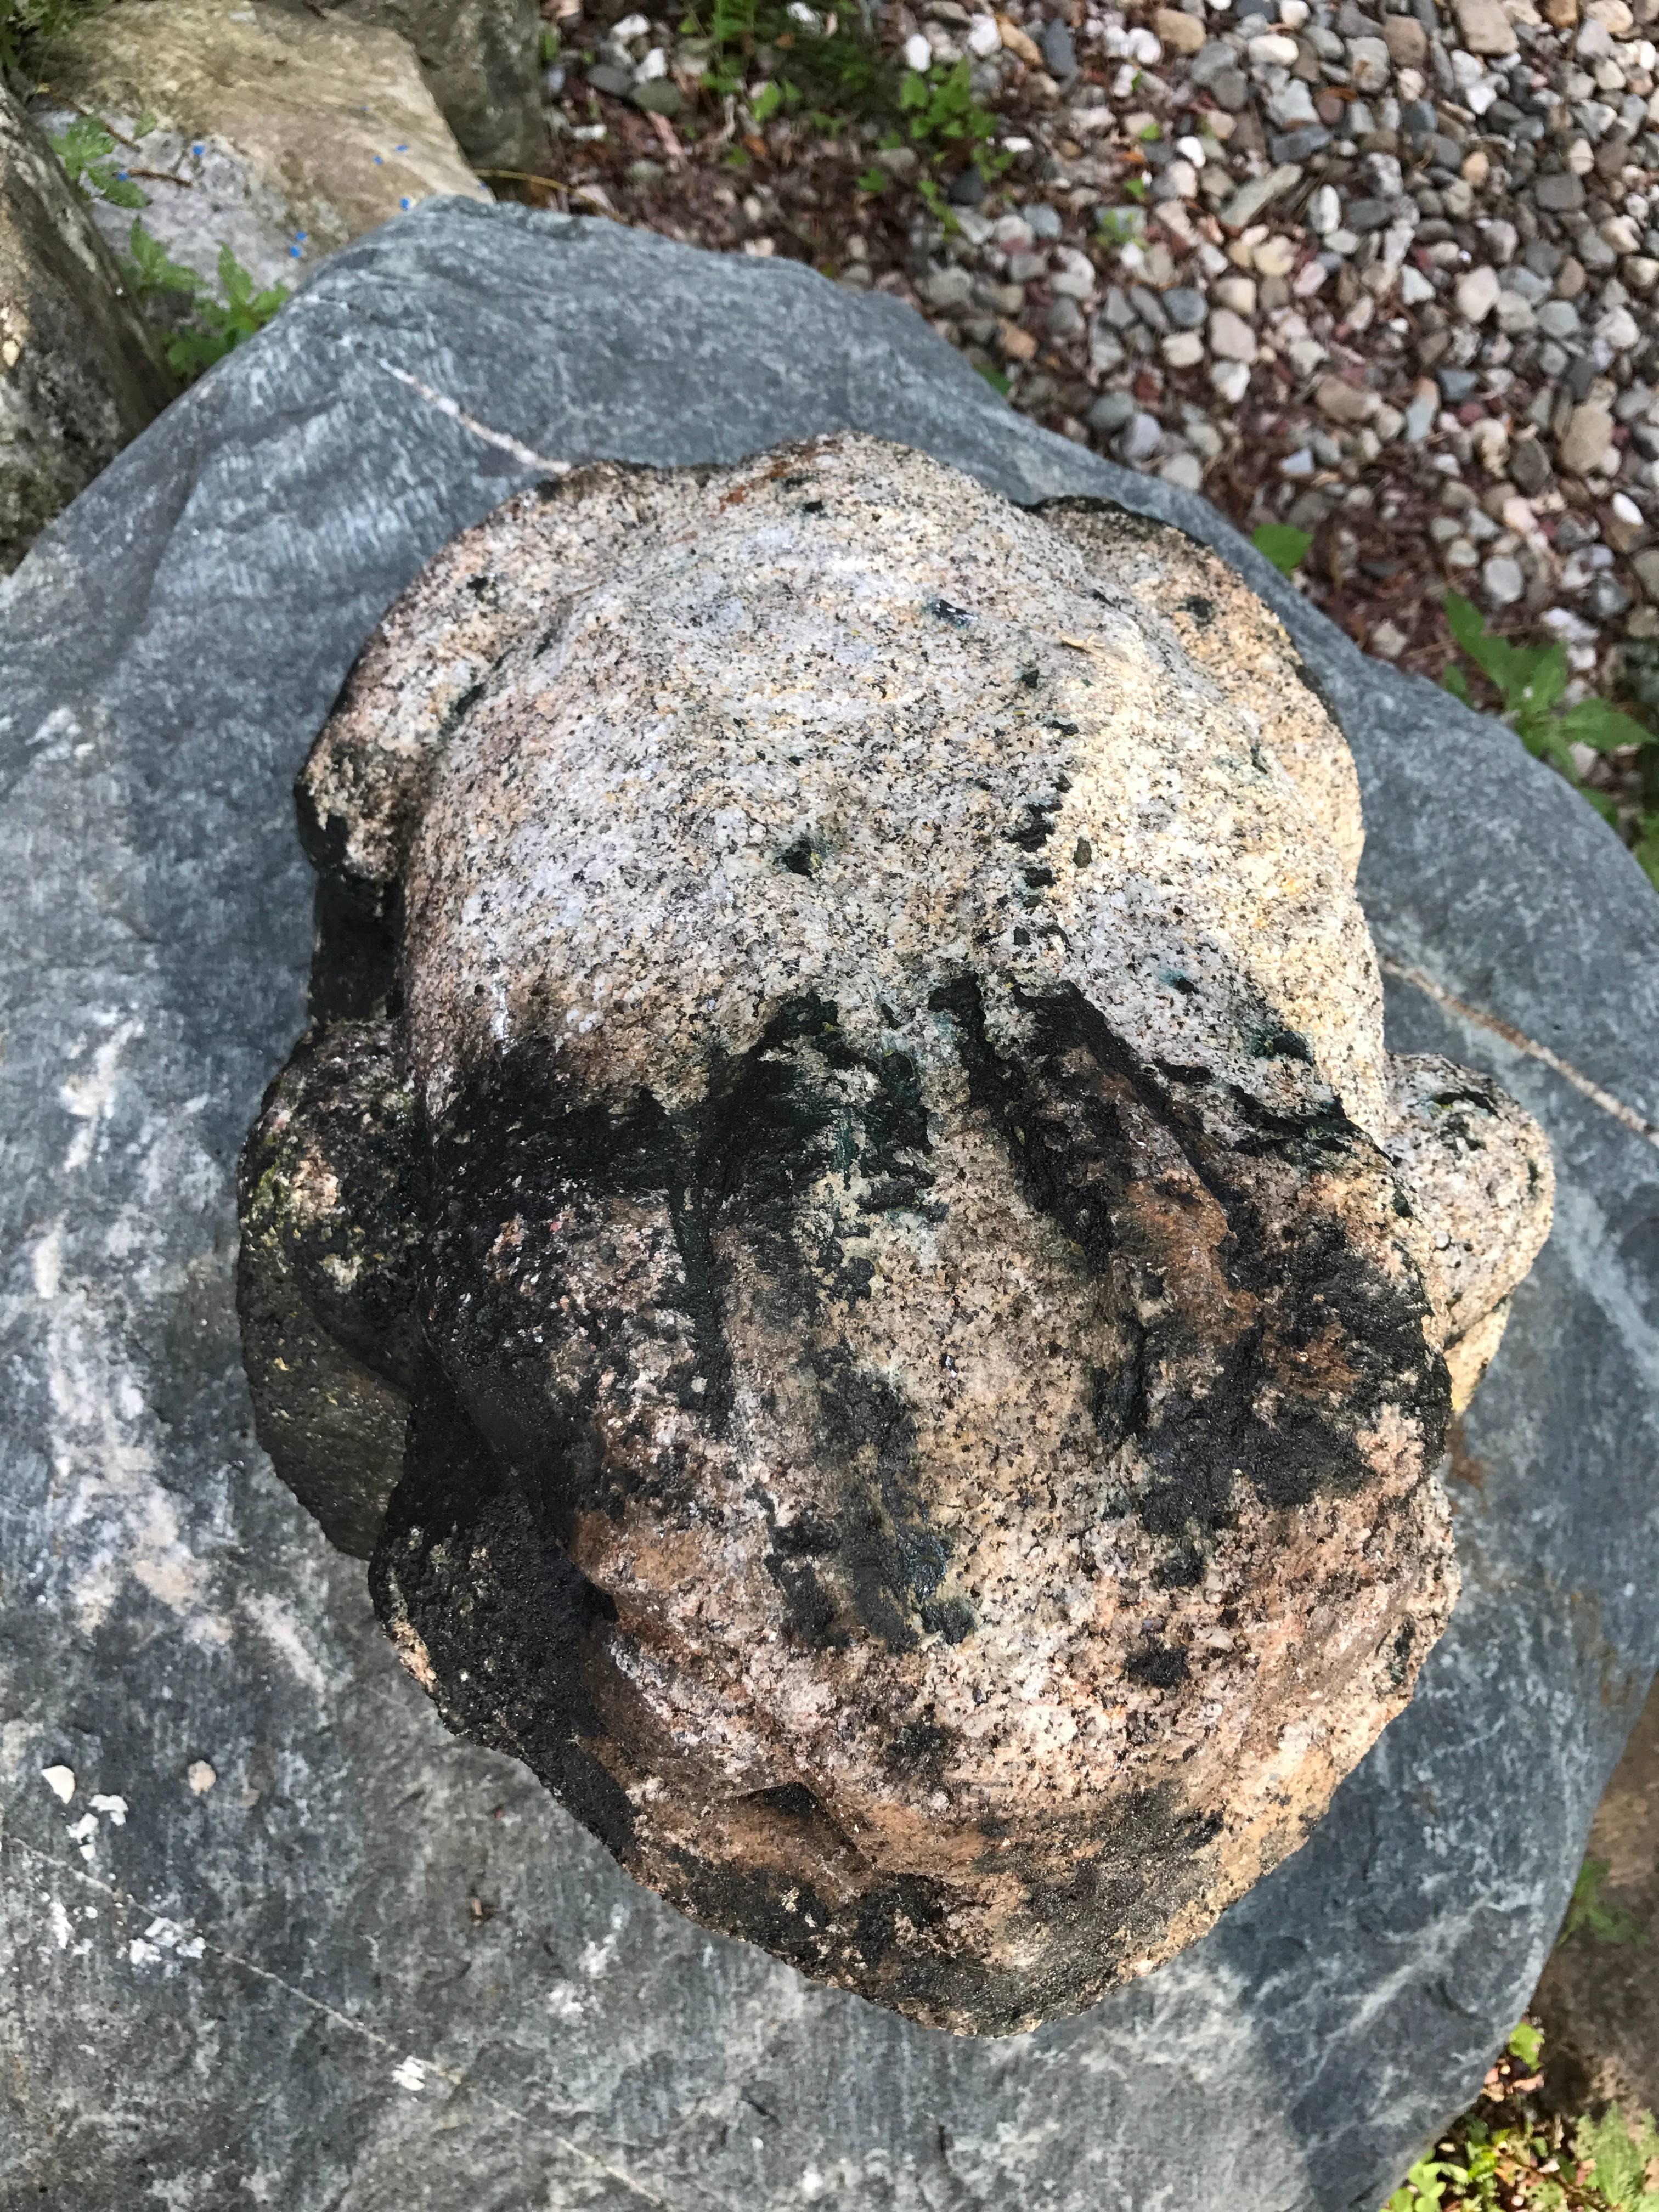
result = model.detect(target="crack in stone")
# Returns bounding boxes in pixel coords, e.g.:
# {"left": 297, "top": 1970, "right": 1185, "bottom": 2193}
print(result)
{"left": 0, "top": 1823, "right": 675, "bottom": 2206}
{"left": 376, "top": 362, "right": 573, "bottom": 478}
{"left": 1380, "top": 953, "right": 1659, "bottom": 1156}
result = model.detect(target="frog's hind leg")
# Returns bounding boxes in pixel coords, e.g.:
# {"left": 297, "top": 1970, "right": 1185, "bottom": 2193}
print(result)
{"left": 1380, "top": 1052, "right": 1555, "bottom": 1413}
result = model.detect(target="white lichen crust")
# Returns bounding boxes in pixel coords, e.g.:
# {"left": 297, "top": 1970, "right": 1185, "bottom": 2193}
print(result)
{"left": 241, "top": 435, "right": 1553, "bottom": 2036}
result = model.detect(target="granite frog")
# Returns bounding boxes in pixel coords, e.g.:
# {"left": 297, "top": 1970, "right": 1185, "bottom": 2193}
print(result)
{"left": 238, "top": 434, "right": 1552, "bottom": 2035}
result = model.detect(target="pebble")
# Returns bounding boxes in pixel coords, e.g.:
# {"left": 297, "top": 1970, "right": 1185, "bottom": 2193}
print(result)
{"left": 1087, "top": 390, "right": 1137, "bottom": 434}
{"left": 1152, "top": 9, "right": 1208, "bottom": 56}
{"left": 1316, "top": 375, "right": 1377, "bottom": 425}
{"left": 1457, "top": 266, "right": 1503, "bottom": 322}
{"left": 1560, "top": 402, "right": 1617, "bottom": 476}
{"left": 770, "top": 0, "right": 1659, "bottom": 676}
{"left": 1163, "top": 287, "right": 1209, "bottom": 329}
{"left": 1534, "top": 170, "right": 1587, "bottom": 211}
{"left": 1209, "top": 307, "right": 1259, "bottom": 363}
{"left": 1483, "top": 554, "right": 1526, "bottom": 606}
{"left": 1118, "top": 411, "right": 1164, "bottom": 464}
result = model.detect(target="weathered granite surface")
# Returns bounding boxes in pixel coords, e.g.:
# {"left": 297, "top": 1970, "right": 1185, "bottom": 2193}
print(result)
{"left": 0, "top": 79, "right": 174, "bottom": 570}
{"left": 300, "top": 0, "right": 546, "bottom": 172}
{"left": 1, "top": 199, "right": 1656, "bottom": 2209}
{"left": 36, "top": 0, "right": 489, "bottom": 298}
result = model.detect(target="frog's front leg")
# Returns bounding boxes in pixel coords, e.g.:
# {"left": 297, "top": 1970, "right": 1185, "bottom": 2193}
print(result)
{"left": 236, "top": 1020, "right": 425, "bottom": 1556}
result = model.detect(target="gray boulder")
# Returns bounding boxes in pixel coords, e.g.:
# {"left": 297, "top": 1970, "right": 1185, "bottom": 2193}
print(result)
{"left": 306, "top": 0, "right": 547, "bottom": 173}
{"left": 1, "top": 199, "right": 1656, "bottom": 2211}
{"left": 0, "top": 78, "right": 173, "bottom": 570}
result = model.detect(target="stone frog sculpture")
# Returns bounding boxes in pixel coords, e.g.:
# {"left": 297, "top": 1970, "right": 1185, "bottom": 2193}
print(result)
{"left": 238, "top": 433, "right": 1553, "bottom": 2036}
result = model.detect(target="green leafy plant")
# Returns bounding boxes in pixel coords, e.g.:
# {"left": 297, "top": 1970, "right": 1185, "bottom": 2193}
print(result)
{"left": 52, "top": 108, "right": 289, "bottom": 383}
{"left": 138, "top": 235, "right": 287, "bottom": 380}
{"left": 1560, "top": 1857, "right": 1648, "bottom": 1950}
{"left": 1095, "top": 205, "right": 1144, "bottom": 245}
{"left": 1441, "top": 592, "right": 1659, "bottom": 885}
{"left": 1576, "top": 2108, "right": 1659, "bottom": 2211}
{"left": 898, "top": 57, "right": 998, "bottom": 170}
{"left": 49, "top": 111, "right": 148, "bottom": 207}
{"left": 1252, "top": 522, "right": 1313, "bottom": 577}
{"left": 1508, "top": 2021, "right": 1545, "bottom": 2072}
{"left": 0, "top": 0, "right": 100, "bottom": 84}
{"left": 1377, "top": 2016, "right": 1659, "bottom": 2211}
{"left": 692, "top": 0, "right": 889, "bottom": 111}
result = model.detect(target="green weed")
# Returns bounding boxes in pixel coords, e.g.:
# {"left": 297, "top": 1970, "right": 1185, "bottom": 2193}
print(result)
{"left": 896, "top": 55, "right": 1005, "bottom": 179}
{"left": 683, "top": 2, "right": 1006, "bottom": 212}
{"left": 1380, "top": 2018, "right": 1659, "bottom": 2211}
{"left": 1560, "top": 1858, "right": 1647, "bottom": 1950}
{"left": 0, "top": 0, "right": 99, "bottom": 84}
{"left": 50, "top": 112, "right": 288, "bottom": 381}
{"left": 1576, "top": 2108, "right": 1659, "bottom": 2211}
{"left": 1252, "top": 522, "right": 1313, "bottom": 577}
{"left": 125, "top": 227, "right": 289, "bottom": 380}
{"left": 48, "top": 111, "right": 148, "bottom": 205}
{"left": 1095, "top": 205, "right": 1144, "bottom": 246}
{"left": 1441, "top": 591, "right": 1659, "bottom": 887}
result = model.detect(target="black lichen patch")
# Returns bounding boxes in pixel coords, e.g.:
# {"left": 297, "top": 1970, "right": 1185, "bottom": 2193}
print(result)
{"left": 929, "top": 975, "right": 1449, "bottom": 1548}
{"left": 814, "top": 1353, "right": 956, "bottom": 1654}
{"left": 370, "top": 1368, "right": 639, "bottom": 1861}
{"left": 1126, "top": 1643, "right": 1190, "bottom": 1689}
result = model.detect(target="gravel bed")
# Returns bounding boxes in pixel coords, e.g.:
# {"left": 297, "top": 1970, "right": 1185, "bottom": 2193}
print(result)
{"left": 528, "top": 0, "right": 1659, "bottom": 809}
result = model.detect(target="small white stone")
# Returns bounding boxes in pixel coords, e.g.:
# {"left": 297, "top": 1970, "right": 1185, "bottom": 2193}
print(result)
{"left": 1599, "top": 304, "right": 1642, "bottom": 351}
{"left": 1400, "top": 266, "right": 1435, "bottom": 306}
{"left": 42, "top": 1765, "right": 75, "bottom": 1803}
{"left": 1210, "top": 357, "right": 1251, "bottom": 403}
{"left": 611, "top": 12, "right": 650, "bottom": 39}
{"left": 89, "top": 1792, "right": 128, "bottom": 1826}
{"left": 1288, "top": 336, "right": 1328, "bottom": 378}
{"left": 1370, "top": 621, "right": 1407, "bottom": 659}
{"left": 1308, "top": 185, "right": 1340, "bottom": 237}
{"left": 1248, "top": 32, "right": 1300, "bottom": 65}
{"left": 1348, "top": 36, "right": 1391, "bottom": 91}
{"left": 1216, "top": 273, "right": 1258, "bottom": 317}
{"left": 636, "top": 46, "right": 668, "bottom": 81}
{"left": 187, "top": 1759, "right": 217, "bottom": 1795}
{"left": 1456, "top": 265, "right": 1502, "bottom": 323}
{"left": 1160, "top": 452, "right": 1205, "bottom": 490}
{"left": 903, "top": 31, "right": 932, "bottom": 72}
{"left": 1482, "top": 555, "right": 1525, "bottom": 606}
{"left": 967, "top": 15, "right": 1001, "bottom": 57}
{"left": 1253, "top": 235, "right": 1296, "bottom": 278}
{"left": 1269, "top": 80, "right": 1319, "bottom": 127}
{"left": 1208, "top": 307, "right": 1258, "bottom": 363}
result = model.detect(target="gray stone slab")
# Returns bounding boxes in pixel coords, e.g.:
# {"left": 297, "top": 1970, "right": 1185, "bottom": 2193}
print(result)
{"left": 2, "top": 198, "right": 1656, "bottom": 2212}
